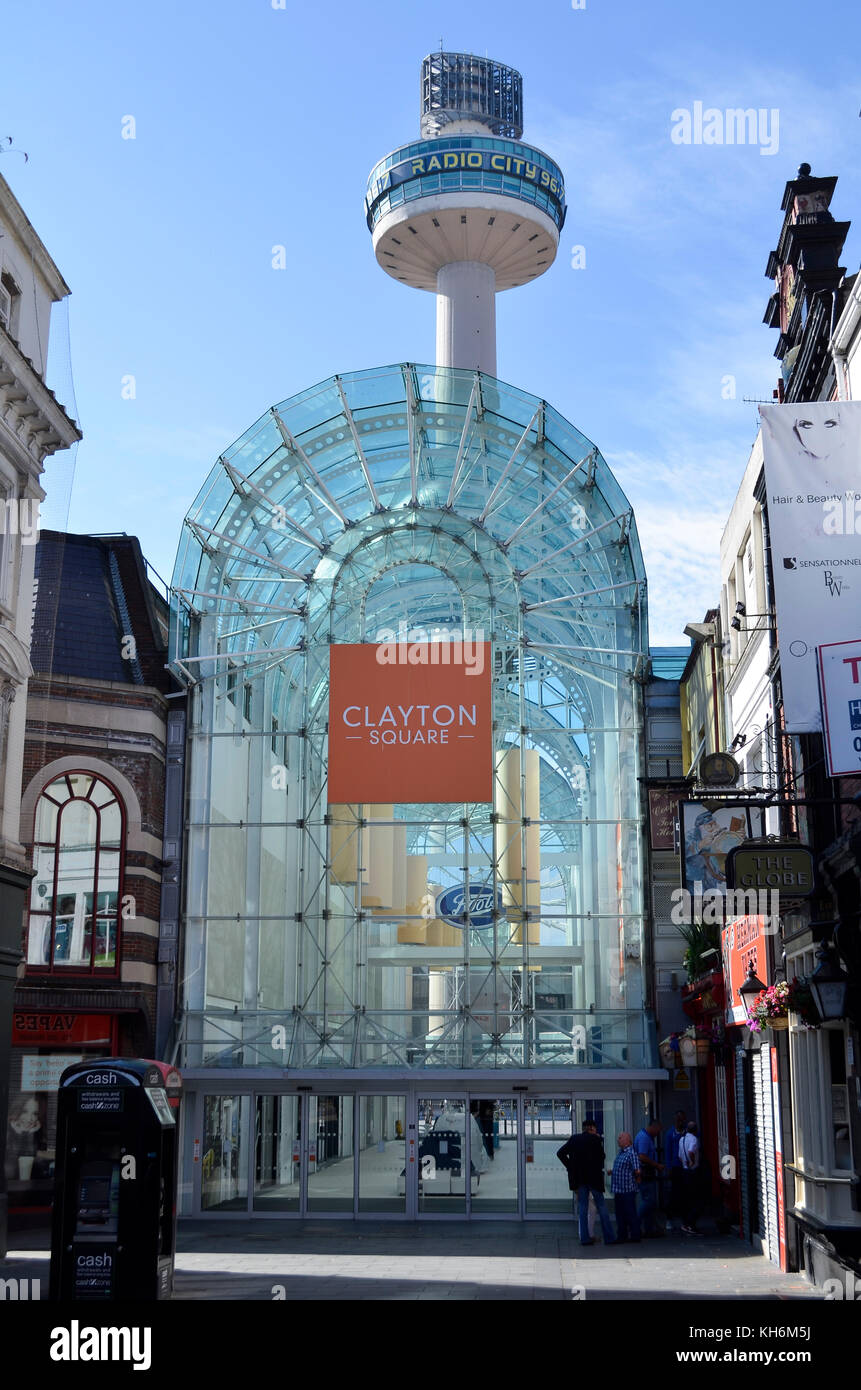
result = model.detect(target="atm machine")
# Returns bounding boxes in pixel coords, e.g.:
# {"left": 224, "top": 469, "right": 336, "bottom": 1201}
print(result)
{"left": 49, "top": 1058, "right": 179, "bottom": 1301}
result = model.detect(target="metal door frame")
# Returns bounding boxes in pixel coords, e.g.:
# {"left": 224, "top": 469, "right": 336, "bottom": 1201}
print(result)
{"left": 188, "top": 1081, "right": 636, "bottom": 1220}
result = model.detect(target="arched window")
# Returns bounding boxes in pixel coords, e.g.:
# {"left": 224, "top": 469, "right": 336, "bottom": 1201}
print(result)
{"left": 28, "top": 772, "right": 125, "bottom": 972}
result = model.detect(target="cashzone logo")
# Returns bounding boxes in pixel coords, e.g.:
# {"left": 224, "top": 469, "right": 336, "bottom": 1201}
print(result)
{"left": 328, "top": 643, "right": 493, "bottom": 803}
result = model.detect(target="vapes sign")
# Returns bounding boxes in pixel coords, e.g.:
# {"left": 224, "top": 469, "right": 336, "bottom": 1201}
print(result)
{"left": 328, "top": 643, "right": 493, "bottom": 803}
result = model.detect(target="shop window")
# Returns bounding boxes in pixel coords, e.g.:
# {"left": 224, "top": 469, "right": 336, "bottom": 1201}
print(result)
{"left": 27, "top": 772, "right": 125, "bottom": 973}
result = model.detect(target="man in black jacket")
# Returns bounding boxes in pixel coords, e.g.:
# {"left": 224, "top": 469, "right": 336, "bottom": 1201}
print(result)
{"left": 557, "top": 1119, "right": 616, "bottom": 1246}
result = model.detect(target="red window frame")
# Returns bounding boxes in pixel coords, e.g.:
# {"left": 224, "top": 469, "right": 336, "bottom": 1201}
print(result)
{"left": 27, "top": 770, "right": 126, "bottom": 977}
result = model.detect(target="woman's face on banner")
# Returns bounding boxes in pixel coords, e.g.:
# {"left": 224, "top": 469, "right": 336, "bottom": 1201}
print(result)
{"left": 793, "top": 412, "right": 840, "bottom": 460}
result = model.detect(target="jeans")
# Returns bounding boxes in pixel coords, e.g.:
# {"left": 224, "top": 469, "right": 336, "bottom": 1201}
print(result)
{"left": 575, "top": 1186, "right": 615, "bottom": 1244}
{"left": 639, "top": 1177, "right": 659, "bottom": 1234}
{"left": 613, "top": 1190, "right": 641, "bottom": 1241}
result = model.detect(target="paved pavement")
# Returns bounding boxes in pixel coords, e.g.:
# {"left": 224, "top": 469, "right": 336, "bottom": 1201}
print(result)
{"left": 2, "top": 1220, "right": 821, "bottom": 1300}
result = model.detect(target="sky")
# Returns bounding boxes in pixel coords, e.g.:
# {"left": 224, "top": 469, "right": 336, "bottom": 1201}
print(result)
{"left": 4, "top": 0, "right": 860, "bottom": 645}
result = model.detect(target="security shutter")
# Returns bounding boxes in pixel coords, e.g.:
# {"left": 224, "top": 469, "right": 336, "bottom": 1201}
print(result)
{"left": 752, "top": 1045, "right": 779, "bottom": 1264}
{"left": 734, "top": 1047, "right": 749, "bottom": 1238}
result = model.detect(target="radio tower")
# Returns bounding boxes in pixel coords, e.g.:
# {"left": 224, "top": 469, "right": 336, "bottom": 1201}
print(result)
{"left": 365, "top": 51, "right": 567, "bottom": 377}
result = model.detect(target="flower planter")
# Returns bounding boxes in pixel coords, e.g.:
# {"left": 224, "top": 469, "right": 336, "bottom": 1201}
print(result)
{"left": 768, "top": 1016, "right": 789, "bottom": 1031}
{"left": 679, "top": 1037, "right": 697, "bottom": 1067}
{"left": 694, "top": 1038, "right": 712, "bottom": 1064}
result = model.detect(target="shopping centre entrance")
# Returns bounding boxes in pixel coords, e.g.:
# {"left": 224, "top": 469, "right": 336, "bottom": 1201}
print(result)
{"left": 182, "top": 1081, "right": 651, "bottom": 1220}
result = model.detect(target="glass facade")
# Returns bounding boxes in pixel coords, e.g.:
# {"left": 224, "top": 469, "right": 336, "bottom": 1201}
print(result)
{"left": 170, "top": 363, "right": 653, "bottom": 1080}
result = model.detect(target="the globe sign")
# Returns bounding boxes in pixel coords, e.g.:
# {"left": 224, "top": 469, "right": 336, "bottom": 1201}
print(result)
{"left": 435, "top": 884, "right": 502, "bottom": 930}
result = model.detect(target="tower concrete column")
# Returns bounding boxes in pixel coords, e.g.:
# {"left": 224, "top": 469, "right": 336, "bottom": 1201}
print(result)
{"left": 436, "top": 261, "right": 497, "bottom": 375}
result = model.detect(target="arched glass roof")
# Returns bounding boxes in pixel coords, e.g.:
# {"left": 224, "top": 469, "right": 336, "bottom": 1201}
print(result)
{"left": 169, "top": 362, "right": 648, "bottom": 694}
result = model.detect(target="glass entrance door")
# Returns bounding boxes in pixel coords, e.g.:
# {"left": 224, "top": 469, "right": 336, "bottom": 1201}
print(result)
{"left": 469, "top": 1097, "right": 519, "bottom": 1215}
{"left": 306, "top": 1094, "right": 355, "bottom": 1213}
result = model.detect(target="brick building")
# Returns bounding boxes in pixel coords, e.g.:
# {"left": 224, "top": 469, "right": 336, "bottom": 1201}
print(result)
{"left": 6, "top": 530, "right": 180, "bottom": 1224}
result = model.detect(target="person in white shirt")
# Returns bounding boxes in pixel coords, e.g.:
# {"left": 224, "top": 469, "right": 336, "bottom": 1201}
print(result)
{"left": 679, "top": 1122, "right": 703, "bottom": 1235}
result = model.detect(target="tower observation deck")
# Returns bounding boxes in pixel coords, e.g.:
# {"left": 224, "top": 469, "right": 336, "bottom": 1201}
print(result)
{"left": 366, "top": 52, "right": 566, "bottom": 376}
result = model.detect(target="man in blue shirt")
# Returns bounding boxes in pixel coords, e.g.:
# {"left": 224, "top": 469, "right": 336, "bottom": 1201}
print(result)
{"left": 634, "top": 1121, "right": 664, "bottom": 1237}
{"left": 609, "top": 1131, "right": 641, "bottom": 1242}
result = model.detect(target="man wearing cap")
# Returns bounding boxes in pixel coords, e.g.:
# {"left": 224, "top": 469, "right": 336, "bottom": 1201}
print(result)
{"left": 557, "top": 1118, "right": 616, "bottom": 1247}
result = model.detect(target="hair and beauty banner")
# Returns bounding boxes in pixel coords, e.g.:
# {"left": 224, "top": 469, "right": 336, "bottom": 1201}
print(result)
{"left": 759, "top": 402, "right": 861, "bottom": 731}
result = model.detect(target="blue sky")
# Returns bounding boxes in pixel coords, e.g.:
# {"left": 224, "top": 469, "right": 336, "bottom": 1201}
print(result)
{"left": 4, "top": 0, "right": 860, "bottom": 643}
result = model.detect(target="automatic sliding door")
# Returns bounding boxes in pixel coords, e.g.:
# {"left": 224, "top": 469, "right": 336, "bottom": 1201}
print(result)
{"left": 358, "top": 1095, "right": 407, "bottom": 1214}
{"left": 470, "top": 1098, "right": 518, "bottom": 1214}
{"left": 253, "top": 1094, "right": 301, "bottom": 1212}
{"left": 417, "top": 1096, "right": 469, "bottom": 1214}
{"left": 524, "top": 1097, "right": 573, "bottom": 1214}
{"left": 307, "top": 1095, "right": 355, "bottom": 1213}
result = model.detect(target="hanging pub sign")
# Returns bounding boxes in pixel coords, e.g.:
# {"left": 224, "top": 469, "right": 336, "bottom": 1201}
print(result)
{"left": 328, "top": 641, "right": 493, "bottom": 803}
{"left": 648, "top": 789, "right": 680, "bottom": 850}
{"left": 680, "top": 802, "right": 764, "bottom": 896}
{"left": 699, "top": 752, "right": 740, "bottom": 787}
{"left": 725, "top": 843, "right": 816, "bottom": 897}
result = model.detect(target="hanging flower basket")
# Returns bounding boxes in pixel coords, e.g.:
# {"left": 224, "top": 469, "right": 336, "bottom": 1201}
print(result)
{"left": 746, "top": 979, "right": 817, "bottom": 1033}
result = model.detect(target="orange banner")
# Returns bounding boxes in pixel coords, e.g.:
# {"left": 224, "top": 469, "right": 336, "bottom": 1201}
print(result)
{"left": 328, "top": 643, "right": 493, "bottom": 803}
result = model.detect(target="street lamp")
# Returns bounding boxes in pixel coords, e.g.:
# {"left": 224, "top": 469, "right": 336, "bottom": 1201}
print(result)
{"left": 808, "top": 940, "right": 849, "bottom": 1022}
{"left": 739, "top": 961, "right": 766, "bottom": 999}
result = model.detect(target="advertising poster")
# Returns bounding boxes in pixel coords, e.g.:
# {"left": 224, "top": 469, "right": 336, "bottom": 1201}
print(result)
{"left": 759, "top": 401, "right": 861, "bottom": 731}
{"left": 818, "top": 637, "right": 861, "bottom": 777}
{"left": 721, "top": 915, "right": 771, "bottom": 1024}
{"left": 680, "top": 802, "right": 764, "bottom": 895}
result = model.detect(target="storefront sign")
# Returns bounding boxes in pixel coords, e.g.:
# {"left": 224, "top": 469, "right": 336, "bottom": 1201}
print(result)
{"left": 436, "top": 883, "right": 501, "bottom": 930}
{"left": 12, "top": 1012, "right": 113, "bottom": 1047}
{"left": 725, "top": 843, "right": 815, "bottom": 896}
{"left": 721, "top": 915, "right": 772, "bottom": 1025}
{"left": 818, "top": 638, "right": 861, "bottom": 776}
{"left": 648, "top": 789, "right": 679, "bottom": 850}
{"left": 328, "top": 642, "right": 493, "bottom": 803}
{"left": 759, "top": 401, "right": 861, "bottom": 732}
{"left": 21, "top": 1054, "right": 83, "bottom": 1091}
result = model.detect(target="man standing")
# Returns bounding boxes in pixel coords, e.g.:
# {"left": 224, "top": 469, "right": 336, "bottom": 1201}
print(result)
{"left": 634, "top": 1120, "right": 665, "bottom": 1237}
{"left": 609, "top": 1132, "right": 641, "bottom": 1243}
{"left": 679, "top": 1121, "right": 703, "bottom": 1235}
{"left": 557, "top": 1119, "right": 616, "bottom": 1246}
{"left": 665, "top": 1110, "right": 687, "bottom": 1231}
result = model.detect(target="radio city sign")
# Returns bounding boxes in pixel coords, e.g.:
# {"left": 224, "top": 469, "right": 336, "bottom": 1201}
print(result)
{"left": 328, "top": 643, "right": 493, "bottom": 803}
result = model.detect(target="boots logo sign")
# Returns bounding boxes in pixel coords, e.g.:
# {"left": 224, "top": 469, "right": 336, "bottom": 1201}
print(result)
{"left": 328, "top": 643, "right": 493, "bottom": 803}
{"left": 436, "top": 884, "right": 502, "bottom": 931}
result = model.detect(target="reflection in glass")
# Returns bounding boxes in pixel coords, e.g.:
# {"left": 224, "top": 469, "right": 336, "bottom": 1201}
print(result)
{"left": 201, "top": 1094, "right": 249, "bottom": 1211}
{"left": 470, "top": 1098, "right": 518, "bottom": 1213}
{"left": 417, "top": 1098, "right": 470, "bottom": 1213}
{"left": 28, "top": 774, "right": 123, "bottom": 971}
{"left": 253, "top": 1094, "right": 300, "bottom": 1212}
